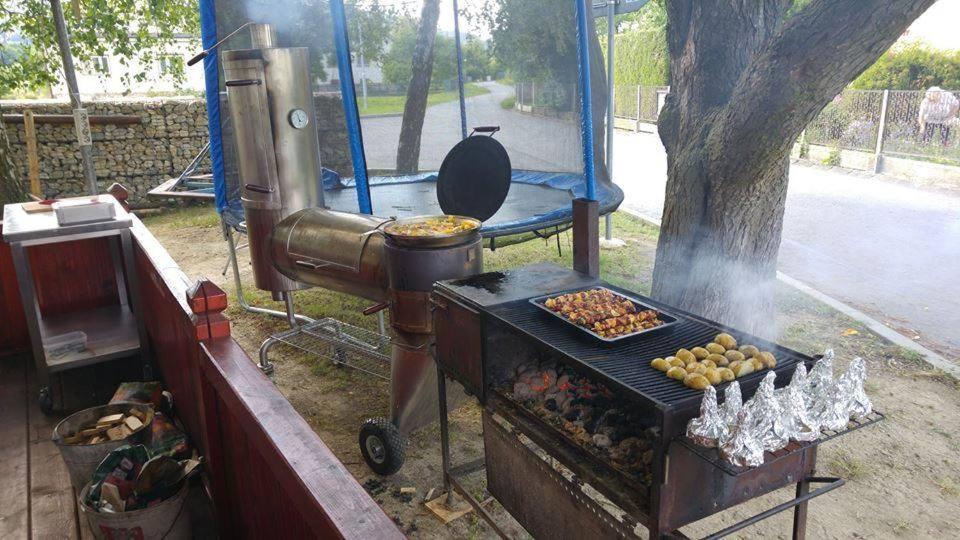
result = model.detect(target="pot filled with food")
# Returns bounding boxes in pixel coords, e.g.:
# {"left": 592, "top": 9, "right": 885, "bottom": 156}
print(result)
{"left": 381, "top": 214, "right": 481, "bottom": 249}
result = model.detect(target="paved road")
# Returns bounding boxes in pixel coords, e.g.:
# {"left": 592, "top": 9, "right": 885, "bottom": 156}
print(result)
{"left": 359, "top": 81, "right": 582, "bottom": 173}
{"left": 614, "top": 130, "right": 960, "bottom": 361}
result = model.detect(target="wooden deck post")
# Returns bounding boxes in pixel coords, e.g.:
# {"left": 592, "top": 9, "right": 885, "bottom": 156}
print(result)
{"left": 23, "top": 110, "right": 41, "bottom": 197}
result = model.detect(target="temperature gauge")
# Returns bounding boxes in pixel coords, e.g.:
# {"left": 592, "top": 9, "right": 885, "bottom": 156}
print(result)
{"left": 288, "top": 109, "right": 309, "bottom": 129}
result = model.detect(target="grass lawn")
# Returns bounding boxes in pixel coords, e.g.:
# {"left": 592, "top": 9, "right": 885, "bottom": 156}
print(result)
{"left": 144, "top": 205, "right": 960, "bottom": 539}
{"left": 357, "top": 83, "right": 490, "bottom": 116}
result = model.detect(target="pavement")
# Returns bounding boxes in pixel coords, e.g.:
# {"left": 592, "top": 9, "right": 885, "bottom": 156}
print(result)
{"left": 613, "top": 129, "right": 960, "bottom": 365}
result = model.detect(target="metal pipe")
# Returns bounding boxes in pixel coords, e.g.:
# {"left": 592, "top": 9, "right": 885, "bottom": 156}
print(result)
{"left": 330, "top": 0, "right": 373, "bottom": 215}
{"left": 452, "top": 0, "right": 468, "bottom": 140}
{"left": 574, "top": 0, "right": 596, "bottom": 201}
{"left": 604, "top": 0, "right": 615, "bottom": 240}
{"left": 282, "top": 291, "right": 297, "bottom": 329}
{"left": 49, "top": 0, "right": 97, "bottom": 195}
{"left": 187, "top": 21, "right": 254, "bottom": 66}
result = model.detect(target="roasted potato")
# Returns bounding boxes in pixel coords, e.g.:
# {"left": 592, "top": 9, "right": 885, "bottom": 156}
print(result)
{"left": 668, "top": 356, "right": 686, "bottom": 368}
{"left": 705, "top": 342, "right": 726, "bottom": 355}
{"left": 719, "top": 367, "right": 736, "bottom": 382}
{"left": 714, "top": 333, "right": 738, "bottom": 350}
{"left": 691, "top": 363, "right": 708, "bottom": 375}
{"left": 650, "top": 358, "right": 671, "bottom": 372}
{"left": 701, "top": 359, "right": 717, "bottom": 369}
{"left": 724, "top": 350, "right": 746, "bottom": 364}
{"left": 739, "top": 345, "right": 760, "bottom": 358}
{"left": 691, "top": 346, "right": 710, "bottom": 360}
{"left": 683, "top": 373, "right": 712, "bottom": 390}
{"left": 676, "top": 348, "right": 696, "bottom": 365}
{"left": 706, "top": 353, "right": 729, "bottom": 367}
{"left": 704, "top": 368, "right": 722, "bottom": 385}
{"left": 751, "top": 358, "right": 765, "bottom": 371}
{"left": 759, "top": 351, "right": 777, "bottom": 369}
{"left": 732, "top": 361, "right": 755, "bottom": 377}
{"left": 666, "top": 366, "right": 687, "bottom": 380}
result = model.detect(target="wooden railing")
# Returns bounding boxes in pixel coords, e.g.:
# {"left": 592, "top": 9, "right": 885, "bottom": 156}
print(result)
{"left": 1, "top": 215, "right": 402, "bottom": 538}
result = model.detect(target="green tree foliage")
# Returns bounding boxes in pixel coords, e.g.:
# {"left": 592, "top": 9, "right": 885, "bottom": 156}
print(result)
{"left": 0, "top": 0, "right": 199, "bottom": 95}
{"left": 598, "top": 0, "right": 668, "bottom": 87}
{"left": 381, "top": 16, "right": 494, "bottom": 90}
{"left": 479, "top": 0, "right": 579, "bottom": 84}
{"left": 852, "top": 43, "right": 960, "bottom": 90}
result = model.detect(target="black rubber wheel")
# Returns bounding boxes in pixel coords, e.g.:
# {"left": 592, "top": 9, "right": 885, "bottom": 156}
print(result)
{"left": 359, "top": 417, "right": 405, "bottom": 476}
{"left": 39, "top": 387, "right": 54, "bottom": 415}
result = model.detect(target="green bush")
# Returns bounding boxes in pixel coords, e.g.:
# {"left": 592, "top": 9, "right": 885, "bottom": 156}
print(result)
{"left": 852, "top": 43, "right": 960, "bottom": 90}
{"left": 500, "top": 95, "right": 516, "bottom": 109}
{"left": 823, "top": 146, "right": 842, "bottom": 166}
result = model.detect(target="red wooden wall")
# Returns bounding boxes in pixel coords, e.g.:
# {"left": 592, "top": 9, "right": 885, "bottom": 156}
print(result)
{"left": 0, "top": 223, "right": 29, "bottom": 354}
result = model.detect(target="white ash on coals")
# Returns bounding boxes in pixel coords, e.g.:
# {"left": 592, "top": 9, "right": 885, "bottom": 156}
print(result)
{"left": 507, "top": 361, "right": 656, "bottom": 484}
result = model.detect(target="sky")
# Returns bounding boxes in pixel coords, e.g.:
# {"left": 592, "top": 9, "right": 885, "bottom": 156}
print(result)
{"left": 903, "top": 0, "right": 960, "bottom": 50}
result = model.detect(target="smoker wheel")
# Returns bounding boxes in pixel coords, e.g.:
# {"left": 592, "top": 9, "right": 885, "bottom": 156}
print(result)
{"left": 359, "top": 417, "right": 405, "bottom": 476}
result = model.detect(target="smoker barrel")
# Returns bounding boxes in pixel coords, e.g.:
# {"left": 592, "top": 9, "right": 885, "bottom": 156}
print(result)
{"left": 270, "top": 207, "right": 390, "bottom": 302}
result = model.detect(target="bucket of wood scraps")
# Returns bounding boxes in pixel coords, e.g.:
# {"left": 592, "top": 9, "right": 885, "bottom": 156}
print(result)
{"left": 52, "top": 402, "right": 154, "bottom": 492}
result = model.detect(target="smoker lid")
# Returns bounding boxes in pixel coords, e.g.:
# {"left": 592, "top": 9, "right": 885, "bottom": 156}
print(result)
{"left": 437, "top": 127, "right": 512, "bottom": 222}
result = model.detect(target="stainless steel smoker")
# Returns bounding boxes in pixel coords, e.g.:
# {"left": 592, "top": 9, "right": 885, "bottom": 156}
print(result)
{"left": 220, "top": 24, "right": 323, "bottom": 302}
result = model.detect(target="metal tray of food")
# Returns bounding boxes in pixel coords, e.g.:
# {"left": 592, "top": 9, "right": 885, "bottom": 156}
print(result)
{"left": 529, "top": 286, "right": 680, "bottom": 343}
{"left": 380, "top": 214, "right": 481, "bottom": 248}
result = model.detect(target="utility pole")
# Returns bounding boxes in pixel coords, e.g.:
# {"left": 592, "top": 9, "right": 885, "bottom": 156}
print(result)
{"left": 49, "top": 0, "right": 98, "bottom": 194}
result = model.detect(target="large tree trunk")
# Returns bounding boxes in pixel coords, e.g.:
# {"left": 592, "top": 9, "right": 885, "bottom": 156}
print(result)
{"left": 0, "top": 106, "right": 28, "bottom": 206}
{"left": 396, "top": 0, "right": 441, "bottom": 174}
{"left": 653, "top": 0, "right": 934, "bottom": 336}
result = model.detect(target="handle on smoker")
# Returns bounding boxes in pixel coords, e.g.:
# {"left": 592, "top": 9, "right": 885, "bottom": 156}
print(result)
{"left": 294, "top": 260, "right": 331, "bottom": 270}
{"left": 226, "top": 79, "right": 263, "bottom": 87}
{"left": 362, "top": 302, "right": 390, "bottom": 316}
{"left": 187, "top": 51, "right": 208, "bottom": 67}
{"left": 244, "top": 183, "right": 273, "bottom": 194}
{"left": 471, "top": 126, "right": 500, "bottom": 136}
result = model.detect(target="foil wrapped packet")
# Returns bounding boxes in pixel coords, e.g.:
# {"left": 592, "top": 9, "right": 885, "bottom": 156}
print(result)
{"left": 804, "top": 350, "right": 835, "bottom": 425}
{"left": 844, "top": 358, "right": 873, "bottom": 420}
{"left": 720, "top": 407, "right": 765, "bottom": 468}
{"left": 779, "top": 364, "right": 820, "bottom": 442}
{"left": 746, "top": 372, "right": 789, "bottom": 453}
{"left": 821, "top": 357, "right": 872, "bottom": 430}
{"left": 721, "top": 382, "right": 742, "bottom": 428}
{"left": 686, "top": 386, "right": 728, "bottom": 447}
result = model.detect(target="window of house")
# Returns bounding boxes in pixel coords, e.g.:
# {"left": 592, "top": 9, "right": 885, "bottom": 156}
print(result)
{"left": 159, "top": 56, "right": 183, "bottom": 76}
{"left": 92, "top": 56, "right": 109, "bottom": 75}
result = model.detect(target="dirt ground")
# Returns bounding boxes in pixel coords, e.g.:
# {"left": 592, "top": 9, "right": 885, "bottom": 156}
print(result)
{"left": 145, "top": 206, "right": 960, "bottom": 539}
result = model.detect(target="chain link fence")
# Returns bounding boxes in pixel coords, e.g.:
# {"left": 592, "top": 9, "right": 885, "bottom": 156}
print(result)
{"left": 805, "top": 88, "right": 960, "bottom": 165}
{"left": 612, "top": 85, "right": 669, "bottom": 124}
{"left": 514, "top": 81, "right": 577, "bottom": 113}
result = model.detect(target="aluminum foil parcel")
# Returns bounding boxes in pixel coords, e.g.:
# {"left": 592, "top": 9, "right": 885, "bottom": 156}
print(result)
{"left": 720, "top": 407, "right": 765, "bottom": 468}
{"left": 686, "top": 386, "right": 728, "bottom": 447}
{"left": 746, "top": 372, "right": 789, "bottom": 453}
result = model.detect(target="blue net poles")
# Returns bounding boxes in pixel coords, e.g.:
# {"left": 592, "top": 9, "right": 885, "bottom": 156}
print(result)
{"left": 199, "top": 0, "right": 227, "bottom": 212}
{"left": 574, "top": 0, "right": 596, "bottom": 200}
{"left": 331, "top": 0, "right": 373, "bottom": 214}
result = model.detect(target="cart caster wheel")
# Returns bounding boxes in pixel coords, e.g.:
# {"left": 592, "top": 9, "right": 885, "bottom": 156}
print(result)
{"left": 39, "top": 387, "right": 54, "bottom": 415}
{"left": 359, "top": 417, "right": 405, "bottom": 476}
{"left": 332, "top": 347, "right": 347, "bottom": 367}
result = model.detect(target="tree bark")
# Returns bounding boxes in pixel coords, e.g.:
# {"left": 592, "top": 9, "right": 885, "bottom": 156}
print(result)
{"left": 653, "top": 0, "right": 935, "bottom": 336}
{"left": 396, "top": 0, "right": 442, "bottom": 174}
{"left": 0, "top": 105, "right": 28, "bottom": 206}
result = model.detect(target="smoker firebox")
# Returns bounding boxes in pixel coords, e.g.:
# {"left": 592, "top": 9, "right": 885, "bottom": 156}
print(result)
{"left": 432, "top": 263, "right": 878, "bottom": 539}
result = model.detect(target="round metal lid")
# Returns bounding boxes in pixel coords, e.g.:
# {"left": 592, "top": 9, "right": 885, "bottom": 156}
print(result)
{"left": 437, "top": 130, "right": 512, "bottom": 222}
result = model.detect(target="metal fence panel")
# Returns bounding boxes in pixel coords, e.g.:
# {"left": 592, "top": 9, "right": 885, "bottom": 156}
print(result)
{"left": 805, "top": 89, "right": 883, "bottom": 152}
{"left": 882, "top": 89, "right": 960, "bottom": 164}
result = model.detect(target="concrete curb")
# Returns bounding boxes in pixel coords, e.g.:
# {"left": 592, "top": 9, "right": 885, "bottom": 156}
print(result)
{"left": 619, "top": 207, "right": 959, "bottom": 379}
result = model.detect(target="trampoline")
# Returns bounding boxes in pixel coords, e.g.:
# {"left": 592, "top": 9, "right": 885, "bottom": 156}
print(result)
{"left": 199, "top": 0, "right": 622, "bottom": 247}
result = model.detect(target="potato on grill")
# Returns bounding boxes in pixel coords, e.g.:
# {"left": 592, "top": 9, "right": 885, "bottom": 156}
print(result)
{"left": 724, "top": 350, "right": 745, "bottom": 364}
{"left": 691, "top": 346, "right": 710, "bottom": 360}
{"left": 676, "top": 348, "right": 696, "bottom": 364}
{"left": 705, "top": 342, "right": 726, "bottom": 355}
{"left": 703, "top": 368, "right": 722, "bottom": 385}
{"left": 666, "top": 366, "right": 687, "bottom": 380}
{"left": 649, "top": 336, "right": 778, "bottom": 391}
{"left": 739, "top": 345, "right": 760, "bottom": 358}
{"left": 714, "top": 333, "right": 738, "bottom": 350}
{"left": 759, "top": 351, "right": 777, "bottom": 369}
{"left": 650, "top": 358, "right": 671, "bottom": 372}
{"left": 706, "top": 353, "right": 729, "bottom": 367}
{"left": 683, "top": 373, "right": 711, "bottom": 390}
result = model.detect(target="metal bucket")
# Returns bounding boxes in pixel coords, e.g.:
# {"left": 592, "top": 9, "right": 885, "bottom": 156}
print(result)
{"left": 52, "top": 402, "right": 155, "bottom": 492}
{"left": 78, "top": 481, "right": 190, "bottom": 540}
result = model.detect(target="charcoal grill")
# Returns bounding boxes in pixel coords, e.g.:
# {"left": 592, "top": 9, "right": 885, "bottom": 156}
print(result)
{"left": 431, "top": 262, "right": 882, "bottom": 539}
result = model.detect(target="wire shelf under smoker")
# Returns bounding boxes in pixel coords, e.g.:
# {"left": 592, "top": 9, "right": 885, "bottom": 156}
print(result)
{"left": 270, "top": 318, "right": 392, "bottom": 380}
{"left": 676, "top": 410, "right": 885, "bottom": 477}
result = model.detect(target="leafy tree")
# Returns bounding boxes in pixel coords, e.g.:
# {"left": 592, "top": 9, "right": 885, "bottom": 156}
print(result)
{"left": 654, "top": 0, "right": 935, "bottom": 333}
{"left": 396, "top": 0, "right": 441, "bottom": 173}
{"left": 0, "top": 0, "right": 199, "bottom": 95}
{"left": 852, "top": 42, "right": 960, "bottom": 90}
{"left": 597, "top": 0, "right": 668, "bottom": 87}
{"left": 461, "top": 35, "right": 495, "bottom": 81}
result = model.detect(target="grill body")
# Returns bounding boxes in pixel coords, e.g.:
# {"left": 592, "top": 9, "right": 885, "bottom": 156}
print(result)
{"left": 432, "top": 263, "right": 821, "bottom": 536}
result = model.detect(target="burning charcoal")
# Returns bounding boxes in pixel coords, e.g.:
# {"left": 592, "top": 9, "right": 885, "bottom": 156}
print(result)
{"left": 745, "top": 372, "right": 789, "bottom": 453}
{"left": 513, "top": 382, "right": 536, "bottom": 401}
{"left": 563, "top": 408, "right": 582, "bottom": 422}
{"left": 720, "top": 407, "right": 765, "bottom": 468}
{"left": 610, "top": 437, "right": 644, "bottom": 463}
{"left": 845, "top": 358, "right": 872, "bottom": 420}
{"left": 592, "top": 433, "right": 612, "bottom": 448}
{"left": 721, "top": 382, "right": 742, "bottom": 428}
{"left": 544, "top": 398, "right": 558, "bottom": 411}
{"left": 686, "top": 386, "right": 727, "bottom": 447}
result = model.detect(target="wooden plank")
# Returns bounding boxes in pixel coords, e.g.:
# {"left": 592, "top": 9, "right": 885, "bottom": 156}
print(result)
{"left": 27, "top": 367, "right": 80, "bottom": 540}
{"left": 0, "top": 224, "right": 30, "bottom": 355}
{"left": 0, "top": 356, "right": 29, "bottom": 539}
{"left": 23, "top": 110, "right": 41, "bottom": 197}
{"left": 27, "top": 237, "right": 119, "bottom": 318}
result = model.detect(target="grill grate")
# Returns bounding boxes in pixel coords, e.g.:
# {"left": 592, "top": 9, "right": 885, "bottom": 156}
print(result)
{"left": 487, "top": 285, "right": 815, "bottom": 410}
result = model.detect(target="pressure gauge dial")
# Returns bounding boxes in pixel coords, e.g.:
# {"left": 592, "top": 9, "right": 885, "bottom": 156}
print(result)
{"left": 288, "top": 109, "right": 309, "bottom": 129}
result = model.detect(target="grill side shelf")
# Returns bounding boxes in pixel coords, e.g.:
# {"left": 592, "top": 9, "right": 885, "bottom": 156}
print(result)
{"left": 675, "top": 410, "right": 885, "bottom": 477}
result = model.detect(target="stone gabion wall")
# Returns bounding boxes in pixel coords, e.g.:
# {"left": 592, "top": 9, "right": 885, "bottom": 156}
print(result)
{"left": 2, "top": 94, "right": 351, "bottom": 207}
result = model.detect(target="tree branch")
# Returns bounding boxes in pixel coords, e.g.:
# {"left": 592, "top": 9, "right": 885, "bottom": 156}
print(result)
{"left": 709, "top": 0, "right": 936, "bottom": 180}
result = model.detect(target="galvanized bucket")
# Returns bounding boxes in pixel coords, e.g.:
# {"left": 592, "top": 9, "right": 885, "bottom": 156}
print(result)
{"left": 78, "top": 481, "right": 190, "bottom": 540}
{"left": 52, "top": 402, "right": 154, "bottom": 492}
